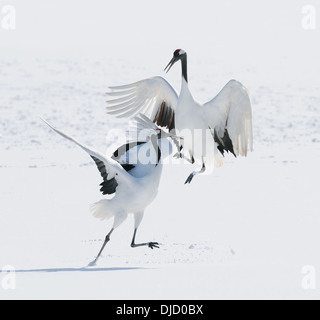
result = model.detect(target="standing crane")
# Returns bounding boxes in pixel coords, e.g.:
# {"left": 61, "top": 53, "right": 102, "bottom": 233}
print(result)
{"left": 43, "top": 114, "right": 182, "bottom": 266}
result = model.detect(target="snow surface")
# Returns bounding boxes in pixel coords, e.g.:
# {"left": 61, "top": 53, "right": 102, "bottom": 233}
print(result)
{"left": 1, "top": 0, "right": 320, "bottom": 300}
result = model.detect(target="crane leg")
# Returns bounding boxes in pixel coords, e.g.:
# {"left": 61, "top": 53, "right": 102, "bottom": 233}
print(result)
{"left": 88, "top": 228, "right": 114, "bottom": 267}
{"left": 185, "top": 162, "right": 206, "bottom": 184}
{"left": 88, "top": 211, "right": 128, "bottom": 267}
{"left": 174, "top": 150, "right": 195, "bottom": 164}
{"left": 131, "top": 229, "right": 160, "bottom": 249}
{"left": 131, "top": 211, "right": 160, "bottom": 250}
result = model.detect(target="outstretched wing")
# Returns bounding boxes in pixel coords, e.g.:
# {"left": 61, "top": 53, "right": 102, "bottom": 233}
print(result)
{"left": 202, "top": 80, "right": 253, "bottom": 157}
{"left": 42, "top": 119, "right": 133, "bottom": 195}
{"left": 106, "top": 76, "right": 178, "bottom": 131}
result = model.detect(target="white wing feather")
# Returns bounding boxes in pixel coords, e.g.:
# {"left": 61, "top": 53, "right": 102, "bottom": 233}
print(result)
{"left": 41, "top": 118, "right": 133, "bottom": 184}
{"left": 202, "top": 80, "right": 253, "bottom": 157}
{"left": 127, "top": 113, "right": 160, "bottom": 143}
{"left": 133, "top": 113, "right": 159, "bottom": 132}
{"left": 106, "top": 76, "right": 178, "bottom": 130}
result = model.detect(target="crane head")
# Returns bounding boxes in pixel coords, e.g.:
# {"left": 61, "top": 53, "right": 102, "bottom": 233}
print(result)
{"left": 164, "top": 49, "right": 186, "bottom": 73}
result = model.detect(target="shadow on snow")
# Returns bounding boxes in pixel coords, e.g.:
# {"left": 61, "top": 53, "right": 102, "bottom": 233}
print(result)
{"left": 0, "top": 266, "right": 147, "bottom": 273}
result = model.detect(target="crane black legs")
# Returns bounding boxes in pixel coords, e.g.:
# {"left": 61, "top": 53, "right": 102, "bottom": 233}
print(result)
{"left": 131, "top": 228, "right": 160, "bottom": 250}
{"left": 185, "top": 162, "right": 206, "bottom": 184}
{"left": 87, "top": 212, "right": 159, "bottom": 267}
{"left": 88, "top": 228, "right": 114, "bottom": 267}
{"left": 174, "top": 148, "right": 195, "bottom": 165}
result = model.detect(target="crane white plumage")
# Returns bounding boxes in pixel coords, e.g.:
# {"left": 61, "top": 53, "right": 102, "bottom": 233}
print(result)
{"left": 42, "top": 114, "right": 181, "bottom": 266}
{"left": 106, "top": 49, "right": 253, "bottom": 183}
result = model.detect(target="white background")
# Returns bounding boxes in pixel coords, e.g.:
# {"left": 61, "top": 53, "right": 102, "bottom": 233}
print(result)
{"left": 1, "top": 0, "right": 320, "bottom": 299}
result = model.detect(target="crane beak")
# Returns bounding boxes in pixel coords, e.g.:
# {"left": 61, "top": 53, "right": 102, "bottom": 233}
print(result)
{"left": 164, "top": 57, "right": 178, "bottom": 73}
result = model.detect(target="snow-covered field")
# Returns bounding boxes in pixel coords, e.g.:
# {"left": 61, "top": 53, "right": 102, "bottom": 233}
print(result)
{"left": 1, "top": 0, "right": 320, "bottom": 300}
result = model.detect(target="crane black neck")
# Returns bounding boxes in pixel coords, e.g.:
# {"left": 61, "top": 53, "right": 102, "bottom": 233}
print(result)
{"left": 181, "top": 54, "right": 188, "bottom": 83}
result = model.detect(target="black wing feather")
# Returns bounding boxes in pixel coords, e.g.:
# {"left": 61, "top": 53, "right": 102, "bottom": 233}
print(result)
{"left": 153, "top": 101, "right": 175, "bottom": 131}
{"left": 214, "top": 129, "right": 236, "bottom": 157}
{"left": 111, "top": 141, "right": 149, "bottom": 173}
{"left": 91, "top": 156, "right": 118, "bottom": 195}
{"left": 112, "top": 142, "right": 146, "bottom": 161}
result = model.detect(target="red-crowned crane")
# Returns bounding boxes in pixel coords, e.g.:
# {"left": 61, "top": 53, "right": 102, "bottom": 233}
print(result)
{"left": 106, "top": 49, "right": 253, "bottom": 184}
{"left": 43, "top": 114, "right": 182, "bottom": 266}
